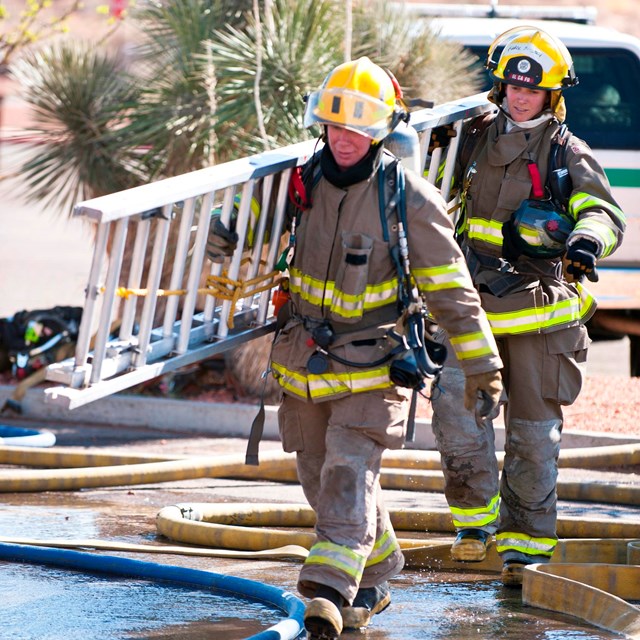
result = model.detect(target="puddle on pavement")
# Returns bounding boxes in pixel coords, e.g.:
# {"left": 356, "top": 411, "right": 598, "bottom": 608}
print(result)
{"left": 0, "top": 562, "right": 279, "bottom": 639}
{"left": 372, "top": 573, "right": 625, "bottom": 639}
{"left": 0, "top": 504, "right": 100, "bottom": 538}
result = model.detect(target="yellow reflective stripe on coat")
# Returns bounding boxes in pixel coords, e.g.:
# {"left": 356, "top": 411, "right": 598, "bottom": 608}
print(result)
{"left": 569, "top": 192, "right": 625, "bottom": 228}
{"left": 450, "top": 326, "right": 498, "bottom": 361}
{"left": 465, "top": 217, "right": 504, "bottom": 247}
{"left": 271, "top": 362, "right": 308, "bottom": 399}
{"left": 308, "top": 368, "right": 391, "bottom": 399}
{"left": 271, "top": 362, "right": 392, "bottom": 400}
{"left": 364, "top": 529, "right": 400, "bottom": 568}
{"left": 495, "top": 531, "right": 556, "bottom": 557}
{"left": 449, "top": 493, "right": 500, "bottom": 528}
{"left": 289, "top": 267, "right": 398, "bottom": 320}
{"left": 305, "top": 541, "right": 366, "bottom": 581}
{"left": 413, "top": 260, "right": 474, "bottom": 292}
{"left": 485, "top": 288, "right": 595, "bottom": 335}
{"left": 289, "top": 268, "right": 325, "bottom": 306}
{"left": 324, "top": 279, "right": 398, "bottom": 318}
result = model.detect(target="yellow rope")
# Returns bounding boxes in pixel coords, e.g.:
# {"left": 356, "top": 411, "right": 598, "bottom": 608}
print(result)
{"left": 115, "top": 287, "right": 186, "bottom": 299}
{"left": 113, "top": 269, "right": 282, "bottom": 329}
{"left": 204, "top": 271, "right": 281, "bottom": 327}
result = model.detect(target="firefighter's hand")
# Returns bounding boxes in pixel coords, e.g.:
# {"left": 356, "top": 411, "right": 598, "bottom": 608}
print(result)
{"left": 563, "top": 239, "right": 599, "bottom": 283}
{"left": 464, "top": 370, "right": 503, "bottom": 417}
{"left": 428, "top": 124, "right": 457, "bottom": 154}
{"left": 207, "top": 213, "right": 239, "bottom": 263}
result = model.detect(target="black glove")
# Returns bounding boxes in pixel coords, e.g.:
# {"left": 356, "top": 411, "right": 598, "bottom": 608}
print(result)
{"left": 207, "top": 212, "right": 238, "bottom": 263}
{"left": 563, "top": 239, "right": 599, "bottom": 283}
{"left": 428, "top": 124, "right": 457, "bottom": 154}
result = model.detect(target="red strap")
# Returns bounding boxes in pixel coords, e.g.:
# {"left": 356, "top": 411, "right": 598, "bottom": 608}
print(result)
{"left": 288, "top": 166, "right": 311, "bottom": 211}
{"left": 527, "top": 162, "right": 544, "bottom": 198}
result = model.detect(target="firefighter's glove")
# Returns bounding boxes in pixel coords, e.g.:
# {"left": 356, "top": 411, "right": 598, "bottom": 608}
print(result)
{"left": 563, "top": 239, "right": 599, "bottom": 283}
{"left": 464, "top": 369, "right": 503, "bottom": 417}
{"left": 428, "top": 124, "right": 457, "bottom": 154}
{"left": 207, "top": 213, "right": 239, "bottom": 263}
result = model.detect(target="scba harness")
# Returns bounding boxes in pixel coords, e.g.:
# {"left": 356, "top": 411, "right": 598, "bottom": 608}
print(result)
{"left": 245, "top": 152, "right": 447, "bottom": 465}
{"left": 288, "top": 150, "right": 446, "bottom": 393}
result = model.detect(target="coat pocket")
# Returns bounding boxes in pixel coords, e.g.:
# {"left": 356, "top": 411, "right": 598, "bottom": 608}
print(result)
{"left": 277, "top": 400, "right": 305, "bottom": 453}
{"left": 541, "top": 325, "right": 590, "bottom": 406}
{"left": 328, "top": 232, "right": 374, "bottom": 323}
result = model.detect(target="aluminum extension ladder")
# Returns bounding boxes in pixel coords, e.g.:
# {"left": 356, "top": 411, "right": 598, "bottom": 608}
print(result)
{"left": 44, "top": 93, "right": 494, "bottom": 409}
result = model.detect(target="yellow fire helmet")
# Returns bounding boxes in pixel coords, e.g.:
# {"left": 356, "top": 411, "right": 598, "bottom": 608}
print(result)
{"left": 303, "top": 57, "right": 407, "bottom": 142}
{"left": 486, "top": 26, "right": 578, "bottom": 90}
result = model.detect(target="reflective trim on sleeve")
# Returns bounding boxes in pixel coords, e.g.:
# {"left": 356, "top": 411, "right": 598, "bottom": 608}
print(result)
{"left": 305, "top": 540, "right": 366, "bottom": 581}
{"left": 569, "top": 192, "right": 625, "bottom": 231}
{"left": 271, "top": 362, "right": 309, "bottom": 399}
{"left": 465, "top": 217, "right": 504, "bottom": 247}
{"left": 289, "top": 268, "right": 325, "bottom": 306}
{"left": 413, "top": 261, "right": 474, "bottom": 292}
{"left": 495, "top": 531, "right": 556, "bottom": 557}
{"left": 572, "top": 217, "right": 620, "bottom": 258}
{"left": 449, "top": 493, "right": 500, "bottom": 528}
{"left": 450, "top": 328, "right": 499, "bottom": 360}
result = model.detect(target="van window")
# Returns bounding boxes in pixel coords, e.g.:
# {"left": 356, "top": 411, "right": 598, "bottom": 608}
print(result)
{"left": 465, "top": 46, "right": 640, "bottom": 150}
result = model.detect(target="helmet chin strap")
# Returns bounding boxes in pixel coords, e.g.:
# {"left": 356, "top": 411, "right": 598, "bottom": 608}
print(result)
{"left": 500, "top": 96, "right": 555, "bottom": 130}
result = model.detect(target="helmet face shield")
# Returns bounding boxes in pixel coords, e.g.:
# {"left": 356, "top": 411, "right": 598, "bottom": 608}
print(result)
{"left": 303, "top": 56, "right": 403, "bottom": 142}
{"left": 303, "top": 87, "right": 394, "bottom": 141}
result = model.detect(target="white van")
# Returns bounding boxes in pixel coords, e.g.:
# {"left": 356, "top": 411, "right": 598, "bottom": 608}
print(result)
{"left": 406, "top": 4, "right": 640, "bottom": 372}
{"left": 417, "top": 7, "right": 640, "bottom": 265}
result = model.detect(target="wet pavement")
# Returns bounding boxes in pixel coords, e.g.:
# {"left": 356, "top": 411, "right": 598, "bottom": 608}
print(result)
{"left": 0, "top": 418, "right": 638, "bottom": 639}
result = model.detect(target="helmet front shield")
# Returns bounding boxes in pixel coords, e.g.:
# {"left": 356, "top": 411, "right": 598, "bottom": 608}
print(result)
{"left": 304, "top": 87, "right": 395, "bottom": 142}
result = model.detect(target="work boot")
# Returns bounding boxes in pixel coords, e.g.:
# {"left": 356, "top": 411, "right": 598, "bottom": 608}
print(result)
{"left": 342, "top": 582, "right": 391, "bottom": 629}
{"left": 501, "top": 561, "right": 526, "bottom": 587}
{"left": 450, "top": 528, "right": 491, "bottom": 562}
{"left": 304, "top": 597, "right": 343, "bottom": 640}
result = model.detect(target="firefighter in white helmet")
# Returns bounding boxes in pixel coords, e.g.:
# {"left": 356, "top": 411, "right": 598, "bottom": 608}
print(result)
{"left": 262, "top": 57, "right": 503, "bottom": 638}
{"left": 428, "top": 27, "right": 625, "bottom": 587}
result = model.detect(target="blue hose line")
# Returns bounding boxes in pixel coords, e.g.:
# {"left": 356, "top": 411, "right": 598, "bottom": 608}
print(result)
{"left": 0, "top": 425, "right": 56, "bottom": 447}
{"left": 0, "top": 542, "right": 305, "bottom": 640}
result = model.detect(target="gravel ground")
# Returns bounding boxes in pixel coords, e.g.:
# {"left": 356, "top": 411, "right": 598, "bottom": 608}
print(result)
{"left": 414, "top": 372, "right": 640, "bottom": 436}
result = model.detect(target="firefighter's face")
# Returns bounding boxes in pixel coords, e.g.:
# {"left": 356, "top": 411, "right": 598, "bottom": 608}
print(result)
{"left": 505, "top": 84, "right": 548, "bottom": 122}
{"left": 327, "top": 125, "right": 372, "bottom": 170}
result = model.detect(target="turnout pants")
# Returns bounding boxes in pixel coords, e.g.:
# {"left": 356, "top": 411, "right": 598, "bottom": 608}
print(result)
{"left": 278, "top": 388, "right": 408, "bottom": 603}
{"left": 431, "top": 326, "right": 588, "bottom": 562}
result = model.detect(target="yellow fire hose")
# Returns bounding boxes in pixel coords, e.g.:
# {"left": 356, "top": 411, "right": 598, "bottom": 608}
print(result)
{"left": 1, "top": 443, "right": 639, "bottom": 637}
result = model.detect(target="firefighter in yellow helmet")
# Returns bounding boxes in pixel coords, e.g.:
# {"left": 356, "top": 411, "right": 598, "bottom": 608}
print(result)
{"left": 268, "top": 56, "right": 502, "bottom": 639}
{"left": 428, "top": 28, "right": 625, "bottom": 587}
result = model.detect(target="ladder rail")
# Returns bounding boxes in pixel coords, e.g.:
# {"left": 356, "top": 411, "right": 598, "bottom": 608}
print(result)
{"left": 44, "top": 95, "right": 495, "bottom": 409}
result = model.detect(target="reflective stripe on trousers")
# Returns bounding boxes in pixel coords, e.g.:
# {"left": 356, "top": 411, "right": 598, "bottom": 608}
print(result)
{"left": 278, "top": 391, "right": 406, "bottom": 603}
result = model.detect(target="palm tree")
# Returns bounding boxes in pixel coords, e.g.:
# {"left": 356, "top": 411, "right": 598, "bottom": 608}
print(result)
{"left": 9, "top": 0, "right": 482, "bottom": 399}
{"left": 13, "top": 0, "right": 482, "bottom": 202}
{"left": 208, "top": 0, "right": 483, "bottom": 155}
{"left": 10, "top": 41, "right": 140, "bottom": 213}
